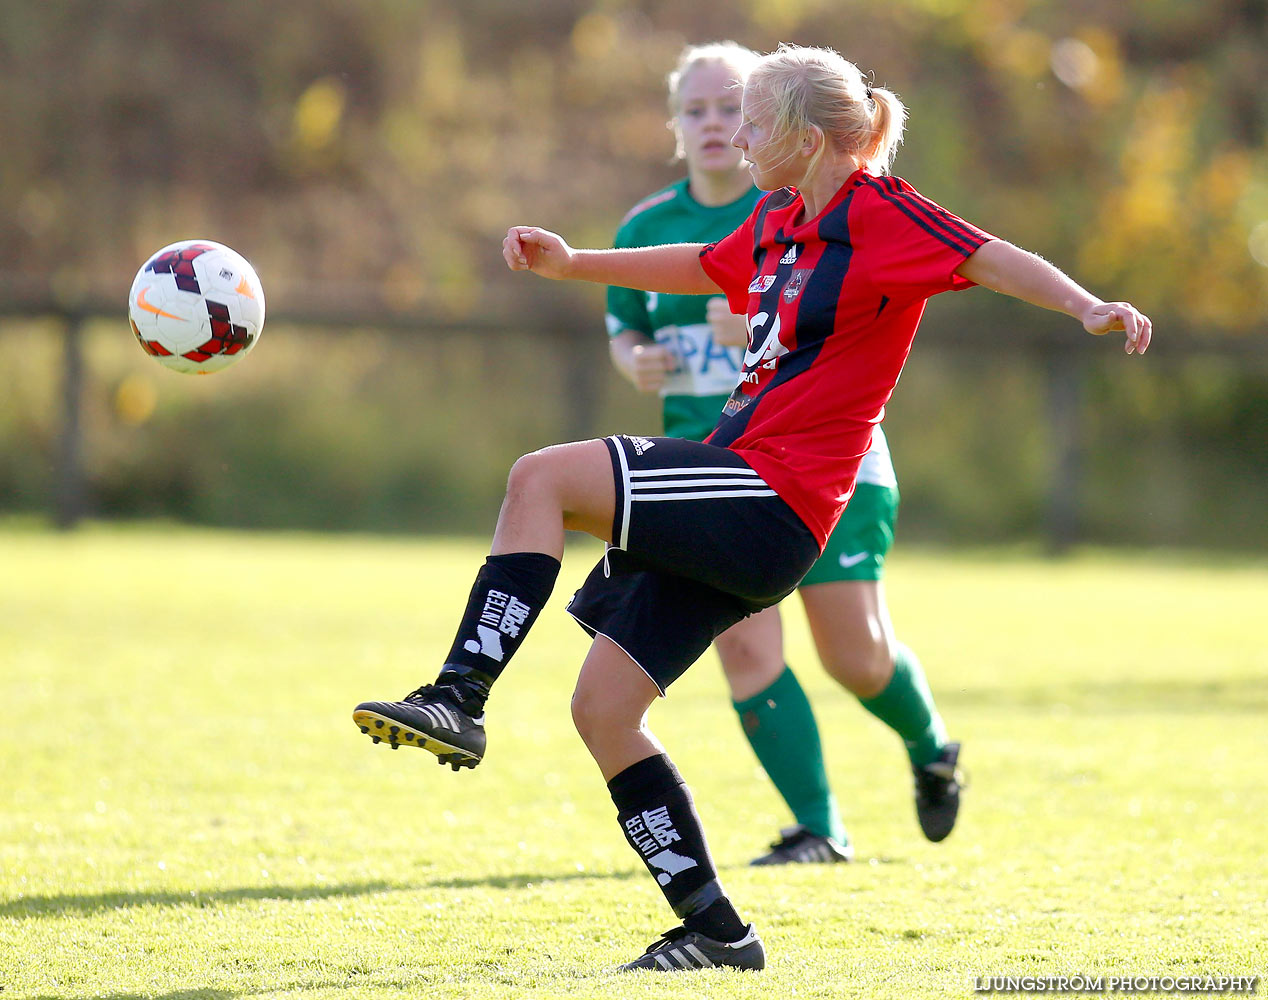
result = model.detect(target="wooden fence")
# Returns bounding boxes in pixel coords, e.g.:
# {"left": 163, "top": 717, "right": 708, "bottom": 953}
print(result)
{"left": 3, "top": 289, "right": 1265, "bottom": 552}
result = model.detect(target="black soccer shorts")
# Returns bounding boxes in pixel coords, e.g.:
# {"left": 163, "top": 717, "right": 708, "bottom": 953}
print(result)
{"left": 565, "top": 434, "right": 820, "bottom": 693}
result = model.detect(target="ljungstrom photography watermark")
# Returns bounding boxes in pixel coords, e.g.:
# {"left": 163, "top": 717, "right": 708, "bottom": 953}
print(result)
{"left": 972, "top": 975, "right": 1261, "bottom": 995}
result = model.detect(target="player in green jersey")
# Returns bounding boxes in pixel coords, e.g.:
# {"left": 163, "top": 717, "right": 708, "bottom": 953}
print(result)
{"left": 606, "top": 42, "right": 964, "bottom": 862}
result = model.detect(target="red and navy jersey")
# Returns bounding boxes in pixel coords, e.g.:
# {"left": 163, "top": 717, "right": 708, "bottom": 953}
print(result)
{"left": 699, "top": 169, "right": 995, "bottom": 547}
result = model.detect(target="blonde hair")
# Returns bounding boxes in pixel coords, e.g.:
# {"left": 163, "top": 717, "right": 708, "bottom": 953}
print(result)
{"left": 747, "top": 43, "right": 906, "bottom": 177}
{"left": 667, "top": 41, "right": 760, "bottom": 160}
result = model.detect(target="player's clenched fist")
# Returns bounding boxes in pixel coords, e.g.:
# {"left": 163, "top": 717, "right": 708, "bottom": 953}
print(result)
{"left": 1081, "top": 301, "right": 1153, "bottom": 355}
{"left": 706, "top": 296, "right": 748, "bottom": 348}
{"left": 627, "top": 343, "right": 676, "bottom": 393}
{"left": 503, "top": 226, "right": 574, "bottom": 279}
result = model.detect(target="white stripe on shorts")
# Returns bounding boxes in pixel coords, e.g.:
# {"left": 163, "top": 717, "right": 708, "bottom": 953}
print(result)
{"left": 609, "top": 436, "right": 634, "bottom": 550}
{"left": 631, "top": 489, "right": 778, "bottom": 502}
{"left": 631, "top": 477, "right": 769, "bottom": 489}
{"left": 630, "top": 469, "right": 775, "bottom": 501}
{"left": 609, "top": 438, "right": 777, "bottom": 549}
{"left": 629, "top": 466, "right": 762, "bottom": 478}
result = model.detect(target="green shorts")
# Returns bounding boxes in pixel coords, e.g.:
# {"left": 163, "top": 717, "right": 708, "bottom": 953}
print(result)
{"left": 798, "top": 482, "right": 900, "bottom": 587}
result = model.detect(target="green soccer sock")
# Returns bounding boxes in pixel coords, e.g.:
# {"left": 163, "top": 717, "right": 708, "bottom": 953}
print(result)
{"left": 858, "top": 641, "right": 948, "bottom": 768}
{"left": 732, "top": 665, "right": 849, "bottom": 846}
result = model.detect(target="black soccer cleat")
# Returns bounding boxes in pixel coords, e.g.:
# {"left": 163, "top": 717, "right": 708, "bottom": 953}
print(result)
{"left": 913, "top": 741, "right": 965, "bottom": 842}
{"left": 749, "top": 825, "right": 854, "bottom": 866}
{"left": 616, "top": 924, "right": 765, "bottom": 972}
{"left": 352, "top": 684, "right": 486, "bottom": 770}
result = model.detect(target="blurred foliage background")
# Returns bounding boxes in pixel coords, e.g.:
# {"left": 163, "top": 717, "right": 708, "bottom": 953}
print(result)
{"left": 0, "top": 0, "right": 1265, "bottom": 548}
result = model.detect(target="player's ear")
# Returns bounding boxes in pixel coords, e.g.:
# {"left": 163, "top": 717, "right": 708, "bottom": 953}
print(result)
{"left": 800, "top": 124, "right": 824, "bottom": 158}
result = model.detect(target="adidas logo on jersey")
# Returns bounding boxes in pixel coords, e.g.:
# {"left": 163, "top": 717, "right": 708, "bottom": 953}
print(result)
{"left": 626, "top": 435, "right": 656, "bottom": 455}
{"left": 779, "top": 245, "right": 799, "bottom": 265}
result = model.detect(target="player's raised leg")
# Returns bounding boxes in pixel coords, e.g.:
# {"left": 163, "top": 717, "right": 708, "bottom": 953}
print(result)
{"left": 571, "top": 635, "right": 765, "bottom": 972}
{"left": 352, "top": 439, "right": 615, "bottom": 768}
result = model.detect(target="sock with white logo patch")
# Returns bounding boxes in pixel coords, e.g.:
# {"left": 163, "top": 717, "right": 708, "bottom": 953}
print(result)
{"left": 439, "top": 552, "right": 561, "bottom": 705}
{"left": 608, "top": 754, "right": 746, "bottom": 942}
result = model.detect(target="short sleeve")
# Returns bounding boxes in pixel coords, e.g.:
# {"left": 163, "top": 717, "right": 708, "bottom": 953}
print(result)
{"left": 605, "top": 283, "right": 650, "bottom": 338}
{"left": 605, "top": 224, "right": 653, "bottom": 338}
{"left": 859, "top": 178, "right": 995, "bottom": 300}
{"left": 699, "top": 201, "right": 762, "bottom": 315}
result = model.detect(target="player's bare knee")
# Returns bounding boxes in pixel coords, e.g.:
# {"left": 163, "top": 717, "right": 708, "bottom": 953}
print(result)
{"left": 505, "top": 449, "right": 558, "bottom": 502}
{"left": 572, "top": 684, "right": 644, "bottom": 752}
{"left": 570, "top": 686, "right": 610, "bottom": 748}
{"left": 718, "top": 652, "right": 782, "bottom": 699}
{"left": 716, "top": 633, "right": 779, "bottom": 676}
{"left": 827, "top": 641, "right": 892, "bottom": 698}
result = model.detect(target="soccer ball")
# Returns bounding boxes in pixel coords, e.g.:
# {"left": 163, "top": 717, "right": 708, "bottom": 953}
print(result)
{"left": 128, "top": 240, "right": 265, "bottom": 374}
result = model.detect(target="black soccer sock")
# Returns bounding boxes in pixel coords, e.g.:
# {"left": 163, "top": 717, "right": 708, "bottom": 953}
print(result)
{"left": 438, "top": 552, "right": 561, "bottom": 706}
{"left": 683, "top": 897, "right": 748, "bottom": 943}
{"left": 607, "top": 754, "right": 747, "bottom": 943}
{"left": 433, "top": 664, "right": 495, "bottom": 716}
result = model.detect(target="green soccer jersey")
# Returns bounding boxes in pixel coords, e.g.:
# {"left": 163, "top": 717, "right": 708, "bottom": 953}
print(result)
{"left": 606, "top": 178, "right": 763, "bottom": 441}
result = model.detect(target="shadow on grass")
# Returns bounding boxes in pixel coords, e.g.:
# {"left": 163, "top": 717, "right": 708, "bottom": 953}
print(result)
{"left": 1, "top": 879, "right": 393, "bottom": 920}
{"left": 420, "top": 867, "right": 639, "bottom": 890}
{"left": 26, "top": 981, "right": 464, "bottom": 1000}
{"left": 941, "top": 675, "right": 1268, "bottom": 714}
{"left": 4, "top": 869, "right": 639, "bottom": 920}
{"left": 28, "top": 993, "right": 238, "bottom": 1000}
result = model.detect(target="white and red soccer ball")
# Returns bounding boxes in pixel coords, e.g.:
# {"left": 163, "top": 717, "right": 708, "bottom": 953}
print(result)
{"left": 128, "top": 240, "right": 265, "bottom": 374}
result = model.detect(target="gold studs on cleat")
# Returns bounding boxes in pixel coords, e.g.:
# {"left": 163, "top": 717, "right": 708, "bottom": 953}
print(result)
{"left": 352, "top": 709, "right": 480, "bottom": 771}
{"left": 432, "top": 752, "right": 476, "bottom": 771}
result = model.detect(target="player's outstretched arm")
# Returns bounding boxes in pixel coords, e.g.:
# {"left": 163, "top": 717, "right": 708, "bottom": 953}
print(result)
{"left": 957, "top": 240, "right": 1152, "bottom": 355}
{"left": 503, "top": 227, "right": 718, "bottom": 295}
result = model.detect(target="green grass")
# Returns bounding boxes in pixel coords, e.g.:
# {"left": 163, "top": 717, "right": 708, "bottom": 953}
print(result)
{"left": 1, "top": 526, "right": 1266, "bottom": 999}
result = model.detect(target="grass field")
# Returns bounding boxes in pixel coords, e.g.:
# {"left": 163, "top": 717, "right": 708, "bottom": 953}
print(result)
{"left": 1, "top": 525, "right": 1265, "bottom": 999}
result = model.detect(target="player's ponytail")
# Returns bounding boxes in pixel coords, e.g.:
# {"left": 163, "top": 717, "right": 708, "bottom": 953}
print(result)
{"left": 861, "top": 85, "right": 905, "bottom": 176}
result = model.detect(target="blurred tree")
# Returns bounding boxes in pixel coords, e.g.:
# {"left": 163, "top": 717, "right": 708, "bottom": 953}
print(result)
{"left": 1, "top": 0, "right": 1265, "bottom": 543}
{"left": 1, "top": 0, "right": 1264, "bottom": 332}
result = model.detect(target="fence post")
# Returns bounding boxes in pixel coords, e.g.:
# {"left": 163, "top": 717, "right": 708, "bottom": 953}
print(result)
{"left": 1043, "top": 345, "right": 1084, "bottom": 554}
{"left": 54, "top": 312, "right": 87, "bottom": 529}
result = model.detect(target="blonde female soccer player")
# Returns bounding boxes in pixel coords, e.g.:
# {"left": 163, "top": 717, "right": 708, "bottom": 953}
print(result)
{"left": 607, "top": 41, "right": 965, "bottom": 868}
{"left": 355, "top": 43, "right": 1150, "bottom": 972}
